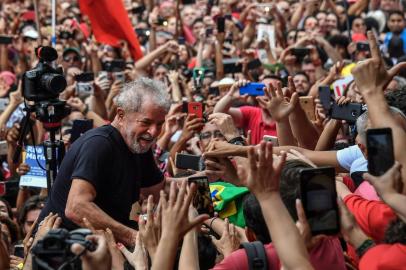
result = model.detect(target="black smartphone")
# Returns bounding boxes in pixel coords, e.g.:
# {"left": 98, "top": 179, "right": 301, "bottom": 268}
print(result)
{"left": 291, "top": 47, "right": 310, "bottom": 57}
{"left": 157, "top": 17, "right": 168, "bottom": 26}
{"left": 59, "top": 31, "right": 74, "bottom": 40}
{"left": 132, "top": 5, "right": 145, "bottom": 14}
{"left": 69, "top": 119, "right": 93, "bottom": 143}
{"left": 318, "top": 86, "right": 332, "bottom": 112}
{"left": 178, "top": 36, "right": 186, "bottom": 45}
{"left": 74, "top": 72, "right": 94, "bottom": 82}
{"left": 188, "top": 176, "right": 214, "bottom": 217}
{"left": 356, "top": 42, "right": 370, "bottom": 52}
{"left": 104, "top": 59, "right": 126, "bottom": 72}
{"left": 14, "top": 244, "right": 24, "bottom": 258}
{"left": 223, "top": 58, "right": 242, "bottom": 74}
{"left": 330, "top": 102, "right": 363, "bottom": 123}
{"left": 206, "top": 28, "right": 213, "bottom": 37}
{"left": 217, "top": 16, "right": 225, "bottom": 33}
{"left": 367, "top": 128, "right": 394, "bottom": 176}
{"left": 300, "top": 166, "right": 339, "bottom": 236}
{"left": 183, "top": 0, "right": 196, "bottom": 4}
{"left": 247, "top": 58, "right": 262, "bottom": 70}
{"left": 175, "top": 153, "right": 203, "bottom": 171}
{"left": 0, "top": 35, "right": 13, "bottom": 44}
{"left": 208, "top": 86, "right": 220, "bottom": 96}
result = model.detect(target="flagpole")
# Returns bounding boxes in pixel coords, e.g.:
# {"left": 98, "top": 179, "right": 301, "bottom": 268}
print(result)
{"left": 51, "top": 0, "right": 56, "bottom": 47}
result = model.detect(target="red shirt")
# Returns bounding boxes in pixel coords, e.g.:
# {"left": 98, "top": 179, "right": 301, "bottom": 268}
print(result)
{"left": 212, "top": 237, "right": 346, "bottom": 270}
{"left": 343, "top": 194, "right": 397, "bottom": 265}
{"left": 360, "top": 244, "right": 406, "bottom": 270}
{"left": 239, "top": 106, "right": 277, "bottom": 145}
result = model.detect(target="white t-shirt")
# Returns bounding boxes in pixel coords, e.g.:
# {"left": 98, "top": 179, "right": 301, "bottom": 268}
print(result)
{"left": 336, "top": 145, "right": 368, "bottom": 175}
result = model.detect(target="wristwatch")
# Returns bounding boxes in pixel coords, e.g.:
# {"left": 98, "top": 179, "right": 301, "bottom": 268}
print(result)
{"left": 228, "top": 136, "right": 246, "bottom": 146}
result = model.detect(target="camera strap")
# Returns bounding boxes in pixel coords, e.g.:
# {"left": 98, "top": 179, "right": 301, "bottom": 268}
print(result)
{"left": 241, "top": 241, "right": 268, "bottom": 270}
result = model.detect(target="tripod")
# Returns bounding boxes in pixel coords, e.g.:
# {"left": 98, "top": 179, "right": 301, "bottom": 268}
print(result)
{"left": 13, "top": 100, "right": 69, "bottom": 191}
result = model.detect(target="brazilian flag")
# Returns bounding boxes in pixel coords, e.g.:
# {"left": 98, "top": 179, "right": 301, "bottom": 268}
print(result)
{"left": 209, "top": 182, "right": 249, "bottom": 228}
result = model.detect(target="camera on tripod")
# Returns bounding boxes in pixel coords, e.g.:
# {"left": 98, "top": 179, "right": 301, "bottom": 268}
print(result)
{"left": 31, "top": 228, "right": 95, "bottom": 270}
{"left": 23, "top": 46, "right": 67, "bottom": 102}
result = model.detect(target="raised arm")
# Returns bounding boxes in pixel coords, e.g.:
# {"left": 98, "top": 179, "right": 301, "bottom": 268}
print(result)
{"left": 351, "top": 31, "right": 406, "bottom": 190}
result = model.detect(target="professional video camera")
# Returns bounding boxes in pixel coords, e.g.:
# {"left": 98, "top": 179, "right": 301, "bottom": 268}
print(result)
{"left": 31, "top": 228, "right": 95, "bottom": 270}
{"left": 14, "top": 46, "right": 71, "bottom": 190}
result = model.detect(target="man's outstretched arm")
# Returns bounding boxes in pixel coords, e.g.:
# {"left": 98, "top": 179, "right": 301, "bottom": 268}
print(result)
{"left": 65, "top": 179, "right": 137, "bottom": 246}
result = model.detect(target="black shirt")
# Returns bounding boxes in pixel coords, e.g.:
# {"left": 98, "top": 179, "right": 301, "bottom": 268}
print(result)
{"left": 38, "top": 125, "right": 163, "bottom": 230}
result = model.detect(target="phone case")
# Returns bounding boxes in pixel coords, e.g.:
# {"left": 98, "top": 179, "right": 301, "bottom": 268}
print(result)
{"left": 299, "top": 97, "right": 316, "bottom": 121}
{"left": 239, "top": 83, "right": 265, "bottom": 96}
{"left": 331, "top": 103, "right": 362, "bottom": 123}
{"left": 175, "top": 153, "right": 202, "bottom": 171}
{"left": 188, "top": 102, "right": 203, "bottom": 118}
{"left": 318, "top": 86, "right": 332, "bottom": 111}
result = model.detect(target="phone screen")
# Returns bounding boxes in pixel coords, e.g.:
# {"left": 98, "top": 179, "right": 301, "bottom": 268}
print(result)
{"left": 367, "top": 128, "right": 394, "bottom": 176}
{"left": 14, "top": 244, "right": 24, "bottom": 258}
{"left": 188, "top": 176, "right": 214, "bottom": 217}
{"left": 300, "top": 167, "right": 339, "bottom": 235}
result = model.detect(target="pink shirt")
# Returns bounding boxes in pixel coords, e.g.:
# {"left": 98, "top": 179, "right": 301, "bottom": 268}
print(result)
{"left": 212, "top": 237, "right": 346, "bottom": 270}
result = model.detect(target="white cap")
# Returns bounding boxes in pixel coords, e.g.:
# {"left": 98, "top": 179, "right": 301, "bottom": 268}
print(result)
{"left": 22, "top": 26, "right": 39, "bottom": 39}
{"left": 218, "top": 77, "right": 235, "bottom": 87}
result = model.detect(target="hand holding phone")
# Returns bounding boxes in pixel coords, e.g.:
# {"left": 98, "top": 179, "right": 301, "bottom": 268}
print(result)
{"left": 188, "top": 176, "right": 214, "bottom": 217}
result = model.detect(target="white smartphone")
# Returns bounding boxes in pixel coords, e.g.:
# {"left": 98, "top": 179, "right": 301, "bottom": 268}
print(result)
{"left": 263, "top": 135, "right": 279, "bottom": 146}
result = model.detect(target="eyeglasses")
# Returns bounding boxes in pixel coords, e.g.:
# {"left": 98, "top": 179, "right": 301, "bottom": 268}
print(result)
{"left": 64, "top": 55, "right": 80, "bottom": 62}
{"left": 199, "top": 130, "right": 224, "bottom": 140}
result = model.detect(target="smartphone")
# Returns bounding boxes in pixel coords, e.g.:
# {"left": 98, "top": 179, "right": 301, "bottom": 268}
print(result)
{"left": 178, "top": 36, "right": 186, "bottom": 45}
{"left": 0, "top": 35, "right": 13, "bottom": 44}
{"left": 0, "top": 98, "right": 9, "bottom": 111}
{"left": 299, "top": 96, "right": 316, "bottom": 121}
{"left": 208, "top": 86, "right": 220, "bottom": 96}
{"left": 188, "top": 102, "right": 203, "bottom": 118}
{"left": 183, "top": 0, "right": 196, "bottom": 4}
{"left": 59, "top": 31, "right": 74, "bottom": 39}
{"left": 157, "top": 17, "right": 168, "bottom": 26}
{"left": 113, "top": 71, "right": 125, "bottom": 84}
{"left": 188, "top": 176, "right": 214, "bottom": 217}
{"left": 291, "top": 47, "right": 310, "bottom": 57}
{"left": 104, "top": 59, "right": 126, "bottom": 72}
{"left": 223, "top": 58, "right": 243, "bottom": 74}
{"left": 247, "top": 58, "right": 262, "bottom": 70}
{"left": 300, "top": 166, "right": 339, "bottom": 235}
{"left": 263, "top": 135, "right": 279, "bottom": 146}
{"left": 182, "top": 100, "right": 188, "bottom": 113}
{"left": 14, "top": 244, "right": 24, "bottom": 258}
{"left": 175, "top": 153, "right": 203, "bottom": 171}
{"left": 239, "top": 83, "right": 265, "bottom": 96}
{"left": 0, "top": 141, "right": 7, "bottom": 155}
{"left": 0, "top": 182, "right": 5, "bottom": 196}
{"left": 206, "top": 28, "right": 213, "bottom": 37}
{"left": 217, "top": 16, "right": 225, "bottom": 33}
{"left": 330, "top": 103, "right": 363, "bottom": 123}
{"left": 318, "top": 86, "right": 332, "bottom": 112}
{"left": 69, "top": 119, "right": 93, "bottom": 143}
{"left": 367, "top": 128, "right": 394, "bottom": 176}
{"left": 132, "top": 5, "right": 145, "bottom": 14}
{"left": 75, "top": 72, "right": 94, "bottom": 82}
{"left": 356, "top": 42, "right": 370, "bottom": 52}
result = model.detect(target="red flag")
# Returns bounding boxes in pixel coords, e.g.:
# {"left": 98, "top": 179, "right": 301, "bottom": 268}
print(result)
{"left": 79, "top": 0, "right": 143, "bottom": 60}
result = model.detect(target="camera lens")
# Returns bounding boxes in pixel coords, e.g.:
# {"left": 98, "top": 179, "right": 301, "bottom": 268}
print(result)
{"left": 41, "top": 73, "right": 67, "bottom": 94}
{"left": 351, "top": 110, "right": 357, "bottom": 117}
{"left": 44, "top": 237, "right": 64, "bottom": 250}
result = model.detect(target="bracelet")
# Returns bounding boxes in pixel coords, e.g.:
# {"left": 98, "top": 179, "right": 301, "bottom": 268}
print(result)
{"left": 17, "top": 262, "right": 24, "bottom": 270}
{"left": 81, "top": 104, "right": 89, "bottom": 115}
{"left": 209, "top": 217, "right": 218, "bottom": 229}
{"left": 356, "top": 238, "right": 375, "bottom": 258}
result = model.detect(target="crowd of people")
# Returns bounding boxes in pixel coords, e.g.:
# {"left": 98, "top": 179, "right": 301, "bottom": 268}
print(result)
{"left": 0, "top": 0, "right": 406, "bottom": 269}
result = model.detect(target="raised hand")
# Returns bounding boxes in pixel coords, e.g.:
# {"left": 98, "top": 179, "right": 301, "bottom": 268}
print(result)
{"left": 117, "top": 233, "right": 148, "bottom": 269}
{"left": 244, "top": 142, "right": 286, "bottom": 200}
{"left": 211, "top": 218, "right": 240, "bottom": 257}
{"left": 138, "top": 195, "right": 161, "bottom": 259}
{"left": 257, "top": 79, "right": 299, "bottom": 122}
{"left": 208, "top": 113, "right": 240, "bottom": 141}
{"left": 351, "top": 31, "right": 406, "bottom": 94}
{"left": 160, "top": 180, "right": 209, "bottom": 239}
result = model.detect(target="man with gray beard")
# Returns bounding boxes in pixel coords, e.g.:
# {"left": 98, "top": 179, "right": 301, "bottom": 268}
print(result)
{"left": 37, "top": 77, "right": 170, "bottom": 246}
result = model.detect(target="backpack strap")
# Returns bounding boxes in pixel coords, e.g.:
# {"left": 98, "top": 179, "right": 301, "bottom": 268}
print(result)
{"left": 242, "top": 241, "right": 269, "bottom": 270}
